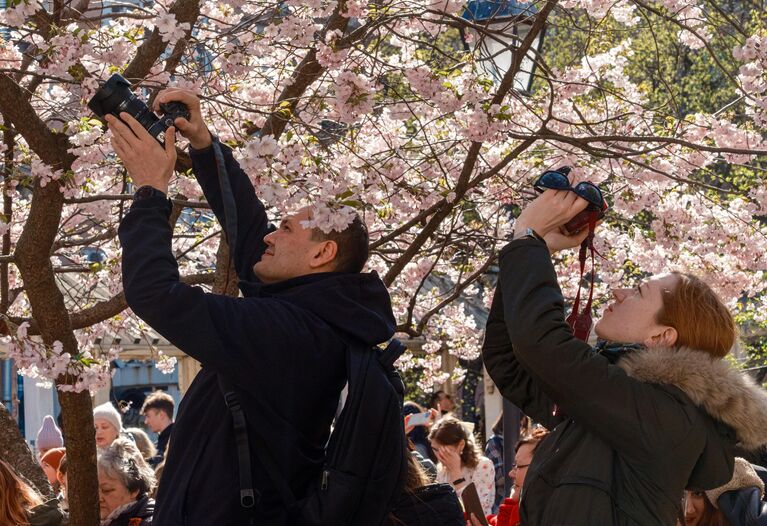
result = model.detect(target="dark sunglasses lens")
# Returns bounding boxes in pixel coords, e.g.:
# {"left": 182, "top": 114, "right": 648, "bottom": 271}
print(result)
{"left": 573, "top": 182, "right": 603, "bottom": 207}
{"left": 534, "top": 171, "right": 570, "bottom": 191}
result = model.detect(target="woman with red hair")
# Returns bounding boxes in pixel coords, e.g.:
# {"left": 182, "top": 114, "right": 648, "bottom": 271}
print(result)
{"left": 483, "top": 187, "right": 767, "bottom": 525}
{"left": 0, "top": 459, "right": 64, "bottom": 526}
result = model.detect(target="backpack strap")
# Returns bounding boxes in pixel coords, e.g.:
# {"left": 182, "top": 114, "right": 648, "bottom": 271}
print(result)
{"left": 217, "top": 374, "right": 297, "bottom": 509}
{"left": 217, "top": 374, "right": 260, "bottom": 510}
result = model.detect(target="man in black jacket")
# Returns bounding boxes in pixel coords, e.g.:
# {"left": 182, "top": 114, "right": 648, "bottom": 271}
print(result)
{"left": 106, "top": 89, "right": 396, "bottom": 526}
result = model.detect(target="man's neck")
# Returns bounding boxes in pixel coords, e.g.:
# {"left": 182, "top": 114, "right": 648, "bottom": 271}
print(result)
{"left": 158, "top": 421, "right": 173, "bottom": 434}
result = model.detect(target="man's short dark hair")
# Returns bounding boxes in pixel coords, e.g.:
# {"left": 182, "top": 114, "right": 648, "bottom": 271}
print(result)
{"left": 141, "top": 390, "right": 175, "bottom": 420}
{"left": 311, "top": 213, "right": 369, "bottom": 274}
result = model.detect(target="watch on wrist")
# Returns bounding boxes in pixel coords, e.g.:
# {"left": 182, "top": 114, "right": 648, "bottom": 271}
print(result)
{"left": 452, "top": 477, "right": 466, "bottom": 486}
{"left": 513, "top": 227, "right": 546, "bottom": 244}
{"left": 133, "top": 185, "right": 167, "bottom": 201}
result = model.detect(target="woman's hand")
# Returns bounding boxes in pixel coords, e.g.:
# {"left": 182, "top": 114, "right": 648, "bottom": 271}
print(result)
{"left": 436, "top": 445, "right": 463, "bottom": 480}
{"left": 514, "top": 189, "right": 589, "bottom": 241}
{"left": 544, "top": 226, "right": 591, "bottom": 254}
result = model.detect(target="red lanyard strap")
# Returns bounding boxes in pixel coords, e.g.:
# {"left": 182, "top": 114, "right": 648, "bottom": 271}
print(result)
{"left": 566, "top": 214, "right": 598, "bottom": 342}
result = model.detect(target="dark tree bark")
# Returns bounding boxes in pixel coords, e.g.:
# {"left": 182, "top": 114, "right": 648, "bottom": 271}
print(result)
{"left": 0, "top": 402, "right": 53, "bottom": 497}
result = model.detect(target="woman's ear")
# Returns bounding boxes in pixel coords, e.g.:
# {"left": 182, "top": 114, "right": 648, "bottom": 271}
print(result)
{"left": 644, "top": 326, "right": 678, "bottom": 348}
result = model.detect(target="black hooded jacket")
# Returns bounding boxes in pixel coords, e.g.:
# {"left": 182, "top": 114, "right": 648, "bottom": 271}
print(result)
{"left": 483, "top": 237, "right": 767, "bottom": 525}
{"left": 118, "top": 143, "right": 396, "bottom": 526}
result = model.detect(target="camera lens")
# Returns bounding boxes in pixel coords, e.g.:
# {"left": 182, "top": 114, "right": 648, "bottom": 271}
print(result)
{"left": 88, "top": 74, "right": 163, "bottom": 139}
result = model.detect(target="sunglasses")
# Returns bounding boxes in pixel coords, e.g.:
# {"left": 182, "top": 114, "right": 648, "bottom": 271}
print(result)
{"left": 533, "top": 169, "right": 608, "bottom": 214}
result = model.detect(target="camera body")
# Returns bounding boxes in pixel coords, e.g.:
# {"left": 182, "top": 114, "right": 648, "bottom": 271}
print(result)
{"left": 88, "top": 74, "right": 190, "bottom": 142}
{"left": 562, "top": 207, "right": 605, "bottom": 236}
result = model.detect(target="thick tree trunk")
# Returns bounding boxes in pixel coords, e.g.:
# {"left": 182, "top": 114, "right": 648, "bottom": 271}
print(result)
{"left": 57, "top": 390, "right": 98, "bottom": 524}
{"left": 0, "top": 402, "right": 53, "bottom": 497}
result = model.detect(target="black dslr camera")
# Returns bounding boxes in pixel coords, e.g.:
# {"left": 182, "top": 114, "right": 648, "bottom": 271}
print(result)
{"left": 88, "top": 74, "right": 190, "bottom": 142}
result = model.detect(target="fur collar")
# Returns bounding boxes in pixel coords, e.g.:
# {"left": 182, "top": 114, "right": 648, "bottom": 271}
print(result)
{"left": 617, "top": 346, "right": 767, "bottom": 450}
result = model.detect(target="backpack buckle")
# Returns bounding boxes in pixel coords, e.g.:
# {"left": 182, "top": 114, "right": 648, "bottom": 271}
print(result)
{"left": 223, "top": 391, "right": 240, "bottom": 410}
{"left": 240, "top": 488, "right": 259, "bottom": 508}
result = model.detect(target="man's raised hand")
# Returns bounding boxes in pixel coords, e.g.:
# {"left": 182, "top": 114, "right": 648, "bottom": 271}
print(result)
{"left": 153, "top": 88, "right": 212, "bottom": 150}
{"left": 107, "top": 112, "right": 176, "bottom": 194}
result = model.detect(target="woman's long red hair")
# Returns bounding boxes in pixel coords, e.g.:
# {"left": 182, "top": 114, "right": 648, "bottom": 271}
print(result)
{"left": 0, "top": 459, "right": 44, "bottom": 526}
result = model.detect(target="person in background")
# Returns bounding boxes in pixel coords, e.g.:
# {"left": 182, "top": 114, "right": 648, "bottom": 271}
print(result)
{"left": 36, "top": 415, "right": 63, "bottom": 458}
{"left": 98, "top": 438, "right": 155, "bottom": 526}
{"left": 0, "top": 459, "right": 64, "bottom": 526}
{"left": 126, "top": 427, "right": 158, "bottom": 464}
{"left": 683, "top": 457, "right": 767, "bottom": 526}
{"left": 39, "top": 448, "right": 65, "bottom": 494}
{"left": 404, "top": 401, "right": 437, "bottom": 462}
{"left": 485, "top": 414, "right": 504, "bottom": 513}
{"left": 430, "top": 390, "right": 456, "bottom": 417}
{"left": 140, "top": 390, "right": 175, "bottom": 466}
{"left": 388, "top": 453, "right": 465, "bottom": 526}
{"left": 93, "top": 402, "right": 124, "bottom": 449}
{"left": 430, "top": 416, "right": 495, "bottom": 515}
{"left": 56, "top": 455, "right": 68, "bottom": 512}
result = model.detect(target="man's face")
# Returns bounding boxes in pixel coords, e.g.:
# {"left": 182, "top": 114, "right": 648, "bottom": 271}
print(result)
{"left": 594, "top": 273, "right": 679, "bottom": 347}
{"left": 253, "top": 207, "right": 330, "bottom": 284}
{"left": 143, "top": 408, "right": 164, "bottom": 433}
{"left": 509, "top": 443, "right": 535, "bottom": 500}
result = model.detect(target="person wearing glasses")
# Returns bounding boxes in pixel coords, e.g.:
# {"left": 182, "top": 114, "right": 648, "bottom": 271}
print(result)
{"left": 483, "top": 176, "right": 767, "bottom": 525}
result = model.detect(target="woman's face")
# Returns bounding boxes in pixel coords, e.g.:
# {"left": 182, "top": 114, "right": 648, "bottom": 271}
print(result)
{"left": 594, "top": 273, "right": 679, "bottom": 347}
{"left": 94, "top": 419, "right": 119, "bottom": 448}
{"left": 41, "top": 462, "right": 58, "bottom": 485}
{"left": 98, "top": 470, "right": 138, "bottom": 519}
{"left": 684, "top": 491, "right": 706, "bottom": 526}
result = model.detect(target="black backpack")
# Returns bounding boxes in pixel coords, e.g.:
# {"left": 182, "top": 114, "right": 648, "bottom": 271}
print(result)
{"left": 218, "top": 339, "right": 409, "bottom": 526}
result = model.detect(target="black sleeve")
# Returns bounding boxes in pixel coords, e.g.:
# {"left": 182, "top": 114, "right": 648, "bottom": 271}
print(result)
{"left": 482, "top": 280, "right": 565, "bottom": 430}
{"left": 497, "top": 238, "right": 690, "bottom": 460}
{"left": 189, "top": 142, "right": 273, "bottom": 281}
{"left": 118, "top": 197, "right": 331, "bottom": 387}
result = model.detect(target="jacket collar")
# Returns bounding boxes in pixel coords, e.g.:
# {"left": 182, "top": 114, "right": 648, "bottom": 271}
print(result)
{"left": 616, "top": 346, "right": 767, "bottom": 450}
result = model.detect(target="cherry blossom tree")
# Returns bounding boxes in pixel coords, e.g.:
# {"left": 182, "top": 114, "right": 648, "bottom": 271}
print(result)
{"left": 1, "top": 0, "right": 766, "bottom": 523}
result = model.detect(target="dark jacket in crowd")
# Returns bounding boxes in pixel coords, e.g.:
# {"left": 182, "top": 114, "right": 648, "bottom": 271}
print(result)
{"left": 389, "top": 483, "right": 464, "bottom": 526}
{"left": 118, "top": 143, "right": 396, "bottom": 526}
{"left": 151, "top": 422, "right": 173, "bottom": 467}
{"left": 483, "top": 237, "right": 767, "bottom": 525}
{"left": 27, "top": 499, "right": 65, "bottom": 526}
{"left": 719, "top": 486, "right": 767, "bottom": 526}
{"left": 105, "top": 496, "right": 154, "bottom": 526}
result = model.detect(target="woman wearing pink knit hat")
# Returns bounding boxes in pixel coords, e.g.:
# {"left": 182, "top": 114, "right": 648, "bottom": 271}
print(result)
{"left": 36, "top": 415, "right": 63, "bottom": 457}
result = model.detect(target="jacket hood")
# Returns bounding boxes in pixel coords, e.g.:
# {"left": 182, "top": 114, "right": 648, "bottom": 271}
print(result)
{"left": 617, "top": 346, "right": 767, "bottom": 488}
{"left": 244, "top": 271, "right": 396, "bottom": 347}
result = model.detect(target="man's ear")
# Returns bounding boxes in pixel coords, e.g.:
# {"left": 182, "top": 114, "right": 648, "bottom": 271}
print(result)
{"left": 310, "top": 240, "right": 338, "bottom": 269}
{"left": 644, "top": 326, "right": 678, "bottom": 348}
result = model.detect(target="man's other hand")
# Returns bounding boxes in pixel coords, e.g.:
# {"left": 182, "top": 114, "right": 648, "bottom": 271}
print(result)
{"left": 153, "top": 88, "right": 212, "bottom": 150}
{"left": 107, "top": 113, "right": 177, "bottom": 194}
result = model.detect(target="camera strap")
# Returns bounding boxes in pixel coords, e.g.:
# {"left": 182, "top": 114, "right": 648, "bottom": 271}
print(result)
{"left": 565, "top": 213, "right": 599, "bottom": 342}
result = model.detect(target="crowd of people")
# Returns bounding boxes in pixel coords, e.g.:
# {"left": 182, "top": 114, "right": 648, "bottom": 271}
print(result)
{"left": 5, "top": 86, "right": 767, "bottom": 526}
{"left": 0, "top": 390, "right": 176, "bottom": 525}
